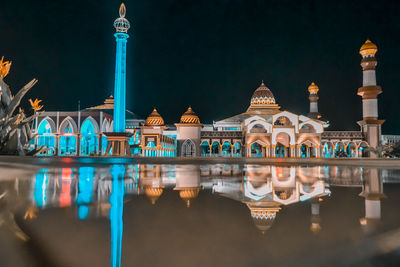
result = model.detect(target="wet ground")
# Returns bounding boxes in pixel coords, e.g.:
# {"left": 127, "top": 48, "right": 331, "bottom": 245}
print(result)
{"left": 0, "top": 157, "right": 400, "bottom": 267}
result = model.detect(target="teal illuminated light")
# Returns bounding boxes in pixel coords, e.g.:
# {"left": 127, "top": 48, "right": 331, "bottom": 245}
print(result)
{"left": 112, "top": 3, "right": 130, "bottom": 133}
{"left": 110, "top": 164, "right": 125, "bottom": 267}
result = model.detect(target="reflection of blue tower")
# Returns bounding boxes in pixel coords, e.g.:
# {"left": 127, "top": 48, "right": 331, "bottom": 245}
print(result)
{"left": 34, "top": 169, "right": 48, "bottom": 208}
{"left": 110, "top": 165, "right": 125, "bottom": 267}
{"left": 76, "top": 167, "right": 94, "bottom": 219}
{"left": 113, "top": 3, "right": 130, "bottom": 132}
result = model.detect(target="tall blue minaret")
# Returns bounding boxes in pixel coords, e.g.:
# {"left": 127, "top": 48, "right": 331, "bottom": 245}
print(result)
{"left": 113, "top": 3, "right": 130, "bottom": 132}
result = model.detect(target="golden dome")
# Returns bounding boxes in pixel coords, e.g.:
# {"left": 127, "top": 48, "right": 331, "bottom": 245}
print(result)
{"left": 145, "top": 108, "right": 165, "bottom": 126}
{"left": 308, "top": 82, "right": 319, "bottom": 94}
{"left": 179, "top": 188, "right": 200, "bottom": 207}
{"left": 179, "top": 106, "right": 200, "bottom": 124}
{"left": 144, "top": 187, "right": 163, "bottom": 205}
{"left": 360, "top": 40, "right": 377, "bottom": 56}
{"left": 250, "top": 82, "right": 276, "bottom": 105}
{"left": 248, "top": 206, "right": 281, "bottom": 234}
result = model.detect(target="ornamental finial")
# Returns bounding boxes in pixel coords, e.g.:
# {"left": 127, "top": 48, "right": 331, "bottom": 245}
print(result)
{"left": 114, "top": 3, "right": 130, "bottom": 33}
{"left": 119, "top": 3, "right": 126, "bottom": 18}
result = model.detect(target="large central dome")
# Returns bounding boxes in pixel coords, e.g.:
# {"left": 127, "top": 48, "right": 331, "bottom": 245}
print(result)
{"left": 247, "top": 82, "right": 280, "bottom": 112}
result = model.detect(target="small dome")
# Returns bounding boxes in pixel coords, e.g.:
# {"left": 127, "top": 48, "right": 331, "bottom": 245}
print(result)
{"left": 250, "top": 82, "right": 277, "bottom": 106}
{"left": 179, "top": 107, "right": 200, "bottom": 124}
{"left": 145, "top": 108, "right": 165, "bottom": 126}
{"left": 179, "top": 188, "right": 200, "bottom": 208}
{"left": 360, "top": 40, "right": 377, "bottom": 56}
{"left": 308, "top": 82, "right": 319, "bottom": 94}
{"left": 144, "top": 187, "right": 163, "bottom": 205}
{"left": 248, "top": 205, "right": 281, "bottom": 234}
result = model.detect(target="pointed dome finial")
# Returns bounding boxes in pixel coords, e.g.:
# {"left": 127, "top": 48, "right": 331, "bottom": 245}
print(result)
{"left": 119, "top": 3, "right": 126, "bottom": 18}
{"left": 114, "top": 3, "right": 130, "bottom": 33}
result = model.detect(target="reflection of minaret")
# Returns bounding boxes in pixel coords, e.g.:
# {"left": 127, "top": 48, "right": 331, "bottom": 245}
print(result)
{"left": 359, "top": 168, "right": 386, "bottom": 233}
{"left": 109, "top": 165, "right": 125, "bottom": 267}
{"left": 76, "top": 167, "right": 94, "bottom": 220}
{"left": 310, "top": 199, "right": 321, "bottom": 234}
{"left": 105, "top": 3, "right": 132, "bottom": 156}
{"left": 140, "top": 165, "right": 164, "bottom": 205}
{"left": 174, "top": 165, "right": 201, "bottom": 207}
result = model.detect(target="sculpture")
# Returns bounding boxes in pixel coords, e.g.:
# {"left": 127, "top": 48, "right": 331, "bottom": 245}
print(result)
{"left": 0, "top": 57, "right": 43, "bottom": 155}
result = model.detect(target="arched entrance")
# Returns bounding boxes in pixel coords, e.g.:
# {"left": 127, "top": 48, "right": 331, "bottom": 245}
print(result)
{"left": 275, "top": 132, "right": 291, "bottom": 158}
{"left": 80, "top": 119, "right": 98, "bottom": 156}
{"left": 201, "top": 141, "right": 210, "bottom": 157}
{"left": 37, "top": 119, "right": 56, "bottom": 155}
{"left": 222, "top": 141, "right": 231, "bottom": 157}
{"left": 59, "top": 121, "right": 77, "bottom": 156}
{"left": 182, "top": 139, "right": 195, "bottom": 157}
{"left": 251, "top": 142, "right": 264, "bottom": 157}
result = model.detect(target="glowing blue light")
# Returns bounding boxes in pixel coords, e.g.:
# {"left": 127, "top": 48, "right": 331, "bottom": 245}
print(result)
{"left": 76, "top": 167, "right": 94, "bottom": 220}
{"left": 34, "top": 169, "right": 48, "bottom": 208}
{"left": 113, "top": 32, "right": 129, "bottom": 133}
{"left": 110, "top": 165, "right": 125, "bottom": 267}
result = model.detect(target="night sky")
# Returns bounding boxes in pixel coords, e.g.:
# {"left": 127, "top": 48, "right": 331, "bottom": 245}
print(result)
{"left": 1, "top": 0, "right": 399, "bottom": 133}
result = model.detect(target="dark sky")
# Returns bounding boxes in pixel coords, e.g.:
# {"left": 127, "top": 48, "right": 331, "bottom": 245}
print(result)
{"left": 1, "top": 0, "right": 399, "bottom": 133}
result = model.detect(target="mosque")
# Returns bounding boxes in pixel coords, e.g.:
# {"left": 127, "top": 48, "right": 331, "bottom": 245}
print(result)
{"left": 31, "top": 4, "right": 399, "bottom": 158}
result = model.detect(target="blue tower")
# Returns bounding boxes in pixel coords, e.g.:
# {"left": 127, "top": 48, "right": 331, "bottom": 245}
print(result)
{"left": 105, "top": 3, "right": 132, "bottom": 156}
{"left": 113, "top": 3, "right": 130, "bottom": 132}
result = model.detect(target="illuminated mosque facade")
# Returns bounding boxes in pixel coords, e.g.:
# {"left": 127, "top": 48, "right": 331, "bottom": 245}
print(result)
{"left": 30, "top": 4, "right": 399, "bottom": 158}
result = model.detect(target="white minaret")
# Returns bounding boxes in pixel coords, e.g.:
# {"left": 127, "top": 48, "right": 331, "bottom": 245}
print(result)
{"left": 357, "top": 40, "right": 384, "bottom": 157}
{"left": 307, "top": 82, "right": 321, "bottom": 119}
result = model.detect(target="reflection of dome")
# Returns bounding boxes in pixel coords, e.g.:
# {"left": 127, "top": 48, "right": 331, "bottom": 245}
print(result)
{"left": 144, "top": 187, "right": 163, "bottom": 205}
{"left": 250, "top": 82, "right": 276, "bottom": 105}
{"left": 179, "top": 188, "right": 200, "bottom": 208}
{"left": 145, "top": 109, "right": 165, "bottom": 126}
{"left": 360, "top": 40, "right": 377, "bottom": 56}
{"left": 247, "top": 204, "right": 281, "bottom": 234}
{"left": 308, "top": 82, "right": 319, "bottom": 94}
{"left": 179, "top": 107, "right": 201, "bottom": 124}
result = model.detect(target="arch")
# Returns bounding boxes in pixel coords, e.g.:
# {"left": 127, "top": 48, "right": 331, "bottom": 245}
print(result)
{"left": 222, "top": 141, "right": 232, "bottom": 157}
{"left": 101, "top": 119, "right": 109, "bottom": 133}
{"left": 211, "top": 141, "right": 220, "bottom": 157}
{"left": 247, "top": 120, "right": 271, "bottom": 133}
{"left": 250, "top": 141, "right": 265, "bottom": 158}
{"left": 59, "top": 116, "right": 78, "bottom": 134}
{"left": 38, "top": 117, "right": 56, "bottom": 134}
{"left": 81, "top": 116, "right": 100, "bottom": 133}
{"left": 334, "top": 142, "right": 346, "bottom": 157}
{"left": 299, "top": 123, "right": 316, "bottom": 134}
{"left": 346, "top": 142, "right": 357, "bottom": 158}
{"left": 357, "top": 141, "right": 369, "bottom": 158}
{"left": 322, "top": 142, "right": 334, "bottom": 158}
{"left": 37, "top": 118, "right": 56, "bottom": 156}
{"left": 80, "top": 119, "right": 98, "bottom": 156}
{"left": 201, "top": 141, "right": 210, "bottom": 157}
{"left": 181, "top": 139, "right": 196, "bottom": 157}
{"left": 273, "top": 116, "right": 293, "bottom": 126}
{"left": 275, "top": 132, "right": 291, "bottom": 158}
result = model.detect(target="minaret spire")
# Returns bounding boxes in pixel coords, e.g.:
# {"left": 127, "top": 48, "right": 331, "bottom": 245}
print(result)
{"left": 105, "top": 3, "right": 132, "bottom": 156}
{"left": 357, "top": 39, "right": 384, "bottom": 158}
{"left": 307, "top": 82, "right": 321, "bottom": 119}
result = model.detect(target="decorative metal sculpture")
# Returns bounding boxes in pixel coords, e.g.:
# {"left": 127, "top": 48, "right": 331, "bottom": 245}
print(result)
{"left": 0, "top": 57, "right": 43, "bottom": 155}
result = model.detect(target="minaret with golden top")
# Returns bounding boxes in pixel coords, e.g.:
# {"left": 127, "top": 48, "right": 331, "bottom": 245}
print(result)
{"left": 307, "top": 82, "right": 321, "bottom": 119}
{"left": 357, "top": 40, "right": 384, "bottom": 157}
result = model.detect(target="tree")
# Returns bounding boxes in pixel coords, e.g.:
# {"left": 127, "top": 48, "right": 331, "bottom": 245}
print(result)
{"left": 0, "top": 57, "right": 43, "bottom": 155}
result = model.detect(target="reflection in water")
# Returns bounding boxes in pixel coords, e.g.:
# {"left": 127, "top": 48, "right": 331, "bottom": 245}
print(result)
{"left": 110, "top": 165, "right": 125, "bottom": 267}
{"left": 0, "top": 164, "right": 397, "bottom": 266}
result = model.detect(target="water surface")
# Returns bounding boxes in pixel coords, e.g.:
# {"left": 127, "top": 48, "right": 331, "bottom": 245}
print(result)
{"left": 1, "top": 163, "right": 400, "bottom": 267}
